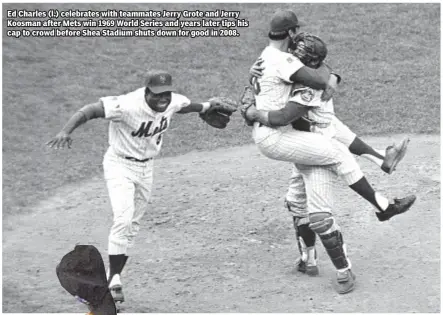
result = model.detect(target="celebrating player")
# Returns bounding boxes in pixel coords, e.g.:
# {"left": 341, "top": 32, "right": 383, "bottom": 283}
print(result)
{"left": 246, "top": 31, "right": 412, "bottom": 278}
{"left": 240, "top": 11, "right": 416, "bottom": 293}
{"left": 46, "top": 70, "right": 237, "bottom": 306}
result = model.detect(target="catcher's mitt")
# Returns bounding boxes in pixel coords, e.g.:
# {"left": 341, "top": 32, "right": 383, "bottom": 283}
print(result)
{"left": 199, "top": 96, "right": 238, "bottom": 129}
{"left": 239, "top": 86, "right": 256, "bottom": 126}
{"left": 289, "top": 32, "right": 328, "bottom": 68}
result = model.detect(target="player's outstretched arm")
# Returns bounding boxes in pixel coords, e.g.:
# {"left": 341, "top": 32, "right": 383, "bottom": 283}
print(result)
{"left": 243, "top": 101, "right": 309, "bottom": 127}
{"left": 177, "top": 102, "right": 207, "bottom": 114}
{"left": 46, "top": 102, "right": 105, "bottom": 149}
{"left": 179, "top": 97, "right": 238, "bottom": 129}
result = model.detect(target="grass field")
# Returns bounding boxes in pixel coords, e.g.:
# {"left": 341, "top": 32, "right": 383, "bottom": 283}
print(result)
{"left": 2, "top": 3, "right": 440, "bottom": 218}
{"left": 2, "top": 3, "right": 441, "bottom": 313}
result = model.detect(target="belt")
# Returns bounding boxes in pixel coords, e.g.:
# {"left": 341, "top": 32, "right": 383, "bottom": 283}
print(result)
{"left": 125, "top": 156, "right": 152, "bottom": 162}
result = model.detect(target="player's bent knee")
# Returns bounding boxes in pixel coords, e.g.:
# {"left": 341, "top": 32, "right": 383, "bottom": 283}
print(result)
{"left": 309, "top": 212, "right": 337, "bottom": 235}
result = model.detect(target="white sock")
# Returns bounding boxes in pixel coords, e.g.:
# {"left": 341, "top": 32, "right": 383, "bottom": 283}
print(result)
{"left": 109, "top": 273, "right": 121, "bottom": 287}
{"left": 306, "top": 247, "right": 317, "bottom": 265}
{"left": 375, "top": 192, "right": 389, "bottom": 211}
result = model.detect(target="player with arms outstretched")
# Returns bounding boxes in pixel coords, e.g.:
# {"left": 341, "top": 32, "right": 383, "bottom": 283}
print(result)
{"left": 47, "top": 70, "right": 237, "bottom": 306}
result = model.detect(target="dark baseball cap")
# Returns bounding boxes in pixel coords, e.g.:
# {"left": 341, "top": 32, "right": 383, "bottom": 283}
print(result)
{"left": 145, "top": 70, "right": 175, "bottom": 94}
{"left": 269, "top": 10, "right": 303, "bottom": 35}
{"left": 56, "top": 245, "right": 117, "bottom": 315}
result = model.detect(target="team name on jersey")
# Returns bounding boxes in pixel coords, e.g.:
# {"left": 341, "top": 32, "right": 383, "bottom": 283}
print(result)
{"left": 131, "top": 116, "right": 168, "bottom": 138}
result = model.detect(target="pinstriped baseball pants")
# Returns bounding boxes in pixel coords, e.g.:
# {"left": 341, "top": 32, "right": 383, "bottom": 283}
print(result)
{"left": 103, "top": 147, "right": 153, "bottom": 255}
{"left": 254, "top": 125, "right": 363, "bottom": 186}
{"left": 285, "top": 116, "right": 358, "bottom": 217}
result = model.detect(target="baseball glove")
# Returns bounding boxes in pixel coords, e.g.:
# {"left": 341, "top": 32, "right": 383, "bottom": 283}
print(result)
{"left": 239, "top": 86, "right": 256, "bottom": 126}
{"left": 199, "top": 97, "right": 238, "bottom": 129}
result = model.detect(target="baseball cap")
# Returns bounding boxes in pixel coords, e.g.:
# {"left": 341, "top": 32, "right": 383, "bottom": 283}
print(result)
{"left": 145, "top": 70, "right": 175, "bottom": 94}
{"left": 56, "top": 245, "right": 117, "bottom": 315}
{"left": 269, "top": 10, "right": 303, "bottom": 35}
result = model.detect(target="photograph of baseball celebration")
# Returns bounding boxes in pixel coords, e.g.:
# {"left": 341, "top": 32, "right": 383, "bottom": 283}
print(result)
{"left": 3, "top": 2, "right": 440, "bottom": 314}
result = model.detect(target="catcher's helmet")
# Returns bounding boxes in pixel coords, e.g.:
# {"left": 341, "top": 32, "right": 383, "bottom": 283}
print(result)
{"left": 289, "top": 32, "right": 328, "bottom": 68}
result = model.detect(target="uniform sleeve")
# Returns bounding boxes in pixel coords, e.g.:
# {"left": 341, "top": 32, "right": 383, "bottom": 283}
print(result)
{"left": 99, "top": 95, "right": 124, "bottom": 121}
{"left": 276, "top": 54, "right": 304, "bottom": 83}
{"left": 170, "top": 93, "right": 191, "bottom": 113}
{"left": 288, "top": 88, "right": 319, "bottom": 108}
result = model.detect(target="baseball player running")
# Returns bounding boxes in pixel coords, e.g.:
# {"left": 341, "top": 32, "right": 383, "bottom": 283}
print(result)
{"left": 241, "top": 29, "right": 416, "bottom": 293}
{"left": 248, "top": 31, "right": 411, "bottom": 277}
{"left": 46, "top": 70, "right": 237, "bottom": 305}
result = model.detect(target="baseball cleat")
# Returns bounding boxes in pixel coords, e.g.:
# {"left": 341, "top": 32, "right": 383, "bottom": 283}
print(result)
{"left": 296, "top": 258, "right": 307, "bottom": 273}
{"left": 306, "top": 265, "right": 320, "bottom": 276}
{"left": 334, "top": 269, "right": 356, "bottom": 294}
{"left": 381, "top": 138, "right": 410, "bottom": 174}
{"left": 110, "top": 284, "right": 125, "bottom": 303}
{"left": 296, "top": 252, "right": 319, "bottom": 276}
{"left": 376, "top": 195, "right": 416, "bottom": 222}
{"left": 109, "top": 274, "right": 125, "bottom": 303}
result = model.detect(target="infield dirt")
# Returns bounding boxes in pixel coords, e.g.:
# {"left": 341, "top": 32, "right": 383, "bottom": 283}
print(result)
{"left": 3, "top": 134, "right": 440, "bottom": 313}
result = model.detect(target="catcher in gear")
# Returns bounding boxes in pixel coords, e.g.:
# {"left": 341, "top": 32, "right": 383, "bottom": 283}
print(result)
{"left": 242, "top": 32, "right": 415, "bottom": 293}
{"left": 47, "top": 69, "right": 238, "bottom": 305}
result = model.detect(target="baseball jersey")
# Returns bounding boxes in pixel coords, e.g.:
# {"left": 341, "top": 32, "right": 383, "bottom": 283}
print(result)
{"left": 100, "top": 88, "right": 190, "bottom": 160}
{"left": 289, "top": 84, "right": 336, "bottom": 137}
{"left": 253, "top": 46, "right": 305, "bottom": 143}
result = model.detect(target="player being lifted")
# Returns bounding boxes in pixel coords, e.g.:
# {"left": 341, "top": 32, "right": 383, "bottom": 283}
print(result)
{"left": 46, "top": 70, "right": 238, "bottom": 306}
{"left": 242, "top": 30, "right": 415, "bottom": 292}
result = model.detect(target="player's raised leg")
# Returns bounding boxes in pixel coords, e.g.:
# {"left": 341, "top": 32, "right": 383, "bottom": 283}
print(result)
{"left": 333, "top": 137, "right": 416, "bottom": 221}
{"left": 259, "top": 130, "right": 416, "bottom": 220}
{"left": 331, "top": 116, "right": 410, "bottom": 174}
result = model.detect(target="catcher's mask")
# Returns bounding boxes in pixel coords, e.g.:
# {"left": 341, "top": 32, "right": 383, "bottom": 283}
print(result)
{"left": 289, "top": 32, "right": 328, "bottom": 69}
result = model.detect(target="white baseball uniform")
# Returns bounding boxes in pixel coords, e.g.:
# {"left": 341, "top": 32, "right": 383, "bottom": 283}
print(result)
{"left": 288, "top": 84, "right": 356, "bottom": 145}
{"left": 252, "top": 46, "right": 363, "bottom": 188}
{"left": 286, "top": 85, "right": 359, "bottom": 216}
{"left": 100, "top": 87, "right": 190, "bottom": 255}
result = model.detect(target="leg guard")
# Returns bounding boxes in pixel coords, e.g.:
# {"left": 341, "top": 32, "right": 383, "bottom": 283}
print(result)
{"left": 293, "top": 216, "right": 318, "bottom": 275}
{"left": 292, "top": 216, "right": 308, "bottom": 262}
{"left": 296, "top": 221, "right": 316, "bottom": 248}
{"left": 309, "top": 212, "right": 351, "bottom": 271}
